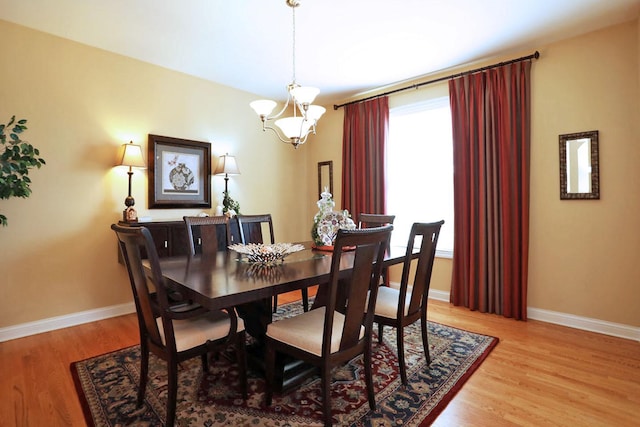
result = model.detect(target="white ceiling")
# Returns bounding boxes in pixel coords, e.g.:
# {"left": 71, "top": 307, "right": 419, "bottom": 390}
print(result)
{"left": 1, "top": 0, "right": 639, "bottom": 104}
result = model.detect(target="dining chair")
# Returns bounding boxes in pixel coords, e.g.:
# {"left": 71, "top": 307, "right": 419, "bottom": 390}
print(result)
{"left": 111, "top": 224, "right": 247, "bottom": 427}
{"left": 237, "top": 213, "right": 275, "bottom": 246}
{"left": 183, "top": 215, "right": 231, "bottom": 256}
{"left": 358, "top": 213, "right": 396, "bottom": 229}
{"left": 358, "top": 213, "right": 396, "bottom": 286}
{"left": 237, "top": 213, "right": 310, "bottom": 313}
{"left": 373, "top": 220, "right": 443, "bottom": 385}
{"left": 264, "top": 225, "right": 393, "bottom": 427}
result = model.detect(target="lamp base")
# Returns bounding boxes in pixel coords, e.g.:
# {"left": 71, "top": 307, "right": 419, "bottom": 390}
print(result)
{"left": 123, "top": 206, "right": 138, "bottom": 222}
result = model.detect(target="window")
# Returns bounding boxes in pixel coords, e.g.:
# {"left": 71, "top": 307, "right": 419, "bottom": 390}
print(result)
{"left": 387, "top": 96, "right": 454, "bottom": 257}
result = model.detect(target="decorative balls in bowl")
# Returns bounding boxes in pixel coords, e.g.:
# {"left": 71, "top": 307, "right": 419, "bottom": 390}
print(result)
{"left": 228, "top": 243, "right": 305, "bottom": 265}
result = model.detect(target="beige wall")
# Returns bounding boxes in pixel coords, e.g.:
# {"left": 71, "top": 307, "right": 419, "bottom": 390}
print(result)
{"left": 0, "top": 20, "right": 314, "bottom": 328}
{"left": 528, "top": 21, "right": 639, "bottom": 326}
{"left": 1, "top": 18, "right": 639, "bottom": 331}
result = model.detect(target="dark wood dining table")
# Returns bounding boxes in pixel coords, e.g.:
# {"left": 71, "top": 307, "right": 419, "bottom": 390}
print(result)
{"left": 155, "top": 241, "right": 412, "bottom": 313}
{"left": 149, "top": 241, "right": 414, "bottom": 390}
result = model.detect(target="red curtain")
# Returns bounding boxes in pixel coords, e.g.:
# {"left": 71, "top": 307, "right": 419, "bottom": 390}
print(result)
{"left": 449, "top": 61, "right": 531, "bottom": 320}
{"left": 341, "top": 97, "right": 389, "bottom": 218}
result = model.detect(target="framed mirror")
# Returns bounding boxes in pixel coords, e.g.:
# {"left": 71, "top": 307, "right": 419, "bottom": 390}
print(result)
{"left": 318, "top": 160, "right": 333, "bottom": 199}
{"left": 559, "top": 130, "right": 599, "bottom": 200}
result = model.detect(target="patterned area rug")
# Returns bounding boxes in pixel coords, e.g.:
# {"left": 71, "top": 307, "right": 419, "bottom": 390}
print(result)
{"left": 71, "top": 302, "right": 498, "bottom": 426}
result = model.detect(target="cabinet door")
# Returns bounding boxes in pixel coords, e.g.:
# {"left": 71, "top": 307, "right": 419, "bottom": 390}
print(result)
{"left": 116, "top": 220, "right": 193, "bottom": 260}
{"left": 146, "top": 225, "right": 171, "bottom": 258}
{"left": 229, "top": 219, "right": 241, "bottom": 245}
{"left": 169, "top": 224, "right": 190, "bottom": 257}
{"left": 188, "top": 225, "right": 203, "bottom": 254}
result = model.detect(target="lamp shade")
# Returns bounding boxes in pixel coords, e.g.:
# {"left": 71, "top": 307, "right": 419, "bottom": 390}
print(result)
{"left": 118, "top": 141, "right": 146, "bottom": 168}
{"left": 306, "top": 105, "right": 326, "bottom": 122}
{"left": 275, "top": 117, "right": 313, "bottom": 139}
{"left": 290, "top": 86, "right": 319, "bottom": 105}
{"left": 250, "top": 100, "right": 277, "bottom": 117}
{"left": 214, "top": 154, "right": 240, "bottom": 176}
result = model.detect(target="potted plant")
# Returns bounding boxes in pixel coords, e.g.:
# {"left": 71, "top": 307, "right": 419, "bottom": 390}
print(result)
{"left": 222, "top": 190, "right": 241, "bottom": 217}
{"left": 0, "top": 116, "right": 46, "bottom": 226}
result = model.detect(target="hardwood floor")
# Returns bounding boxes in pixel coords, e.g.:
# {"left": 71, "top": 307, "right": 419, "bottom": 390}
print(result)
{"left": 1, "top": 290, "right": 638, "bottom": 426}
{"left": 428, "top": 302, "right": 640, "bottom": 427}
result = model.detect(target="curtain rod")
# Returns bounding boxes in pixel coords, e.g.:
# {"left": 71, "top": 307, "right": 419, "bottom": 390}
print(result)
{"left": 333, "top": 50, "right": 540, "bottom": 110}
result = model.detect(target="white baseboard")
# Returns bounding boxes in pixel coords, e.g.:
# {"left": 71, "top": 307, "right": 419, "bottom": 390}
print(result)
{"left": 428, "top": 289, "right": 451, "bottom": 302}
{"left": 427, "top": 289, "right": 639, "bottom": 342}
{"left": 0, "top": 302, "right": 136, "bottom": 342}
{"left": 527, "top": 307, "right": 640, "bottom": 341}
{"left": 1, "top": 292, "right": 638, "bottom": 343}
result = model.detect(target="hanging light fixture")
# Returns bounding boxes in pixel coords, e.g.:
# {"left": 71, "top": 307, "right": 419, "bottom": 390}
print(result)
{"left": 250, "top": 0, "right": 325, "bottom": 149}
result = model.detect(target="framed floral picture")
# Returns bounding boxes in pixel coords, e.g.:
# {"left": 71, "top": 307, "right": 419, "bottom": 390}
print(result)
{"left": 148, "top": 134, "right": 211, "bottom": 208}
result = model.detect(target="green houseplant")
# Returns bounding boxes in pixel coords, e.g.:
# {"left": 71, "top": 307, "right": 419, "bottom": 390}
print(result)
{"left": 222, "top": 190, "right": 240, "bottom": 216}
{"left": 0, "top": 116, "right": 46, "bottom": 226}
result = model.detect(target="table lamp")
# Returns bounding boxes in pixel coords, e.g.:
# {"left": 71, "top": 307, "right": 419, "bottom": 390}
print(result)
{"left": 214, "top": 153, "right": 240, "bottom": 214}
{"left": 118, "top": 141, "right": 146, "bottom": 222}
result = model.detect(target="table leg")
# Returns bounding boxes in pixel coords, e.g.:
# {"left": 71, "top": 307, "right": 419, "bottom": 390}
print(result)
{"left": 236, "top": 297, "right": 319, "bottom": 392}
{"left": 236, "top": 298, "right": 272, "bottom": 341}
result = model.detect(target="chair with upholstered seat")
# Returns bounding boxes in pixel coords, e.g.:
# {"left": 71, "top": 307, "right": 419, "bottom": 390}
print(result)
{"left": 373, "top": 220, "right": 443, "bottom": 385}
{"left": 237, "top": 213, "right": 310, "bottom": 312}
{"left": 237, "top": 214, "right": 275, "bottom": 247}
{"left": 264, "top": 225, "right": 393, "bottom": 427}
{"left": 358, "top": 213, "right": 396, "bottom": 229}
{"left": 358, "top": 213, "right": 395, "bottom": 285}
{"left": 111, "top": 223, "right": 247, "bottom": 427}
{"left": 183, "top": 215, "right": 232, "bottom": 256}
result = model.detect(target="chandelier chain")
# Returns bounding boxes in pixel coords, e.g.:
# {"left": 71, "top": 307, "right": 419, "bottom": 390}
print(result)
{"left": 291, "top": 5, "right": 296, "bottom": 84}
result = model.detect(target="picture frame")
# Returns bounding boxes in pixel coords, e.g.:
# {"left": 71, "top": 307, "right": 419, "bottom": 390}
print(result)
{"left": 318, "top": 160, "right": 333, "bottom": 199}
{"left": 148, "top": 134, "right": 211, "bottom": 208}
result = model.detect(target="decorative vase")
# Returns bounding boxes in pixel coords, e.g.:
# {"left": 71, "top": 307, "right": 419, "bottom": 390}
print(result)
{"left": 311, "top": 188, "right": 356, "bottom": 249}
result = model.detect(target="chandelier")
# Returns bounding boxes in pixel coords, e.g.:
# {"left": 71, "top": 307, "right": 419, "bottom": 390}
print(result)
{"left": 250, "top": 0, "right": 325, "bottom": 149}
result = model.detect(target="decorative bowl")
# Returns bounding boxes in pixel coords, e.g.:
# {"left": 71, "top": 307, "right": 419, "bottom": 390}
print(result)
{"left": 228, "top": 243, "right": 305, "bottom": 265}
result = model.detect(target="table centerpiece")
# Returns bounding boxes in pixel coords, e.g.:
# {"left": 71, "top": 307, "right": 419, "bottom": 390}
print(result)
{"left": 228, "top": 242, "right": 304, "bottom": 265}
